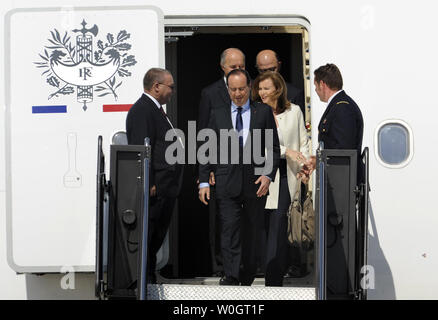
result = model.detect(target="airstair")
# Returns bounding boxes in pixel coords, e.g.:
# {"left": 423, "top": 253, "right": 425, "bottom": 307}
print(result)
{"left": 95, "top": 138, "right": 369, "bottom": 300}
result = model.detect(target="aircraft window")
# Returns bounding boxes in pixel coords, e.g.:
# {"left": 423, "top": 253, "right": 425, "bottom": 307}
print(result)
{"left": 376, "top": 120, "right": 413, "bottom": 167}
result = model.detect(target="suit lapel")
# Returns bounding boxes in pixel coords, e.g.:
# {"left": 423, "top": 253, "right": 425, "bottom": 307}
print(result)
{"left": 216, "top": 102, "right": 233, "bottom": 130}
{"left": 217, "top": 79, "right": 231, "bottom": 106}
{"left": 319, "top": 102, "right": 332, "bottom": 127}
{"left": 319, "top": 92, "right": 341, "bottom": 129}
{"left": 249, "top": 102, "right": 257, "bottom": 132}
{"left": 142, "top": 94, "right": 172, "bottom": 129}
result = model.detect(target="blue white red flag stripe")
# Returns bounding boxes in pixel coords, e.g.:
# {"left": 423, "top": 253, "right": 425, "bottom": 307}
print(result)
{"left": 32, "top": 105, "right": 67, "bottom": 113}
{"left": 103, "top": 104, "right": 132, "bottom": 112}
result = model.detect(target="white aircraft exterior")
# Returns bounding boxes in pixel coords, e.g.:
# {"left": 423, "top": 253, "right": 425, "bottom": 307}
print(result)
{"left": 0, "top": 0, "right": 436, "bottom": 300}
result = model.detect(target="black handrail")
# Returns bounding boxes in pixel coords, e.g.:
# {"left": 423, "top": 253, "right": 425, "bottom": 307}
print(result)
{"left": 139, "top": 137, "right": 151, "bottom": 300}
{"left": 95, "top": 136, "right": 105, "bottom": 299}
{"left": 355, "top": 147, "right": 370, "bottom": 300}
{"left": 362, "top": 147, "right": 370, "bottom": 300}
{"left": 316, "top": 142, "right": 326, "bottom": 300}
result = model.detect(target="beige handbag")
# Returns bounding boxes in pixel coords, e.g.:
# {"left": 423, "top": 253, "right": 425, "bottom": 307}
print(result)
{"left": 287, "top": 182, "right": 315, "bottom": 249}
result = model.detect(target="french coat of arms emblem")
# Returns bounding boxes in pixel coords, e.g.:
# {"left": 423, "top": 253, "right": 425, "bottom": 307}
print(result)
{"left": 34, "top": 19, "right": 137, "bottom": 110}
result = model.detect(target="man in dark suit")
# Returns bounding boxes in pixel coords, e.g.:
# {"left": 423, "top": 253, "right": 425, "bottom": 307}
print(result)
{"left": 126, "top": 68, "right": 183, "bottom": 283}
{"left": 198, "top": 48, "right": 246, "bottom": 131}
{"left": 198, "top": 69, "right": 280, "bottom": 286}
{"left": 255, "top": 49, "right": 305, "bottom": 117}
{"left": 300, "top": 63, "right": 364, "bottom": 179}
{"left": 300, "top": 63, "right": 364, "bottom": 297}
{"left": 314, "top": 64, "right": 363, "bottom": 153}
{"left": 198, "top": 48, "right": 246, "bottom": 274}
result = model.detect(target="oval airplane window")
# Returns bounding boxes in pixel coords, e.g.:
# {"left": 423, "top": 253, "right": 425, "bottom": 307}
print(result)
{"left": 375, "top": 120, "right": 413, "bottom": 168}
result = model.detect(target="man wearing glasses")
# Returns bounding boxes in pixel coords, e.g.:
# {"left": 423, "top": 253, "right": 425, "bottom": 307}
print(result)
{"left": 126, "top": 67, "right": 183, "bottom": 284}
{"left": 256, "top": 49, "right": 305, "bottom": 116}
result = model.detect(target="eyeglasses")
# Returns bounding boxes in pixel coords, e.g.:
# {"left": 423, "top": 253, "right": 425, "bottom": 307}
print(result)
{"left": 158, "top": 83, "right": 175, "bottom": 90}
{"left": 257, "top": 66, "right": 278, "bottom": 73}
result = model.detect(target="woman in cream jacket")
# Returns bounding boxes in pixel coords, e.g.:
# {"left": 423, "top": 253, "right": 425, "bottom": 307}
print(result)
{"left": 252, "top": 71, "right": 310, "bottom": 286}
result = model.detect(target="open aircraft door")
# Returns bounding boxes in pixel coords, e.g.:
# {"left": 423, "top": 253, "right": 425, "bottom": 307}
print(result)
{"left": 5, "top": 5, "right": 165, "bottom": 274}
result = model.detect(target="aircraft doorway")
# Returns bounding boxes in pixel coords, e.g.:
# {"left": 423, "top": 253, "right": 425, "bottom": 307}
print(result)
{"left": 162, "top": 24, "right": 312, "bottom": 284}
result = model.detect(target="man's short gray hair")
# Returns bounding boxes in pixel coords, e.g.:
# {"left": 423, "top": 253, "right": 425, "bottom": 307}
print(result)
{"left": 143, "top": 68, "right": 171, "bottom": 90}
{"left": 220, "top": 48, "right": 246, "bottom": 66}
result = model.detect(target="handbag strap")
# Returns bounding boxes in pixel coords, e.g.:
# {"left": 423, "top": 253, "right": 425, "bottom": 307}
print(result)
{"left": 293, "top": 178, "right": 302, "bottom": 202}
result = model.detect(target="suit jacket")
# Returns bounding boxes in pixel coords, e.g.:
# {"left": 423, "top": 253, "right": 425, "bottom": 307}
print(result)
{"left": 199, "top": 101, "right": 280, "bottom": 199}
{"left": 198, "top": 78, "right": 230, "bottom": 131}
{"left": 318, "top": 90, "right": 364, "bottom": 183}
{"left": 199, "top": 79, "right": 305, "bottom": 128}
{"left": 126, "top": 94, "right": 183, "bottom": 198}
{"left": 265, "top": 104, "right": 310, "bottom": 209}
{"left": 318, "top": 90, "right": 363, "bottom": 152}
{"left": 286, "top": 82, "right": 305, "bottom": 117}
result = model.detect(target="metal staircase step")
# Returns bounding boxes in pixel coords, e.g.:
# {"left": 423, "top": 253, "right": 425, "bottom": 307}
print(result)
{"left": 147, "top": 283, "right": 316, "bottom": 300}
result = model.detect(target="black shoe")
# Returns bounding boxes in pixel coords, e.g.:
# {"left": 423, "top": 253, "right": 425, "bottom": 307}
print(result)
{"left": 219, "top": 276, "right": 239, "bottom": 286}
{"left": 285, "top": 265, "right": 308, "bottom": 278}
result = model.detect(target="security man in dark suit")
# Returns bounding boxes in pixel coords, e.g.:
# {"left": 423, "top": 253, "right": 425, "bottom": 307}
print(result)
{"left": 300, "top": 63, "right": 363, "bottom": 297}
{"left": 256, "top": 49, "right": 305, "bottom": 116}
{"left": 315, "top": 64, "right": 363, "bottom": 154}
{"left": 198, "top": 69, "right": 280, "bottom": 286}
{"left": 300, "top": 63, "right": 364, "bottom": 179}
{"left": 198, "top": 48, "right": 246, "bottom": 274}
{"left": 126, "top": 67, "right": 183, "bottom": 283}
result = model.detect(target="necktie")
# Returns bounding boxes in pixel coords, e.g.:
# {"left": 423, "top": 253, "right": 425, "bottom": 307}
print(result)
{"left": 160, "top": 106, "right": 184, "bottom": 149}
{"left": 159, "top": 107, "right": 167, "bottom": 118}
{"left": 160, "top": 106, "right": 173, "bottom": 128}
{"left": 236, "top": 107, "right": 243, "bottom": 147}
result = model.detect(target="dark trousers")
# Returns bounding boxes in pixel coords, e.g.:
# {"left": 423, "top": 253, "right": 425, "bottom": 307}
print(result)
{"left": 265, "top": 160, "right": 291, "bottom": 286}
{"left": 216, "top": 194, "right": 266, "bottom": 286}
{"left": 147, "top": 195, "right": 176, "bottom": 282}
{"left": 208, "top": 186, "right": 223, "bottom": 274}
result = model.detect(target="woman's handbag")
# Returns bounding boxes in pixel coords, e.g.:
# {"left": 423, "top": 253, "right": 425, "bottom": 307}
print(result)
{"left": 287, "top": 181, "right": 315, "bottom": 249}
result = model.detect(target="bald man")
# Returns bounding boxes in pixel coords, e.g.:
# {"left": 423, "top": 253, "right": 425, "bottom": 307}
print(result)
{"left": 126, "top": 68, "right": 183, "bottom": 284}
{"left": 256, "top": 49, "right": 305, "bottom": 117}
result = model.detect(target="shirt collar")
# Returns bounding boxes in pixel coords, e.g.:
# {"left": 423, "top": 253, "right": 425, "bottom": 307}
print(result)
{"left": 327, "top": 89, "right": 343, "bottom": 106}
{"left": 231, "top": 99, "right": 250, "bottom": 113}
{"left": 143, "top": 92, "right": 161, "bottom": 109}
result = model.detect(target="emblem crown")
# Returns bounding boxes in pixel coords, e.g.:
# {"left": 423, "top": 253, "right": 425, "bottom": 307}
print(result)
{"left": 35, "top": 20, "right": 137, "bottom": 111}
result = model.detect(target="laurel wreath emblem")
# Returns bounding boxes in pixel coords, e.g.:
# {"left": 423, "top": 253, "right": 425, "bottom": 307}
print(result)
{"left": 34, "top": 21, "right": 137, "bottom": 110}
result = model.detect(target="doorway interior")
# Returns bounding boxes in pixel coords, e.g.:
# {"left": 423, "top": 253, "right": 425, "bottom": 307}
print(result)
{"left": 162, "top": 24, "right": 312, "bottom": 281}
